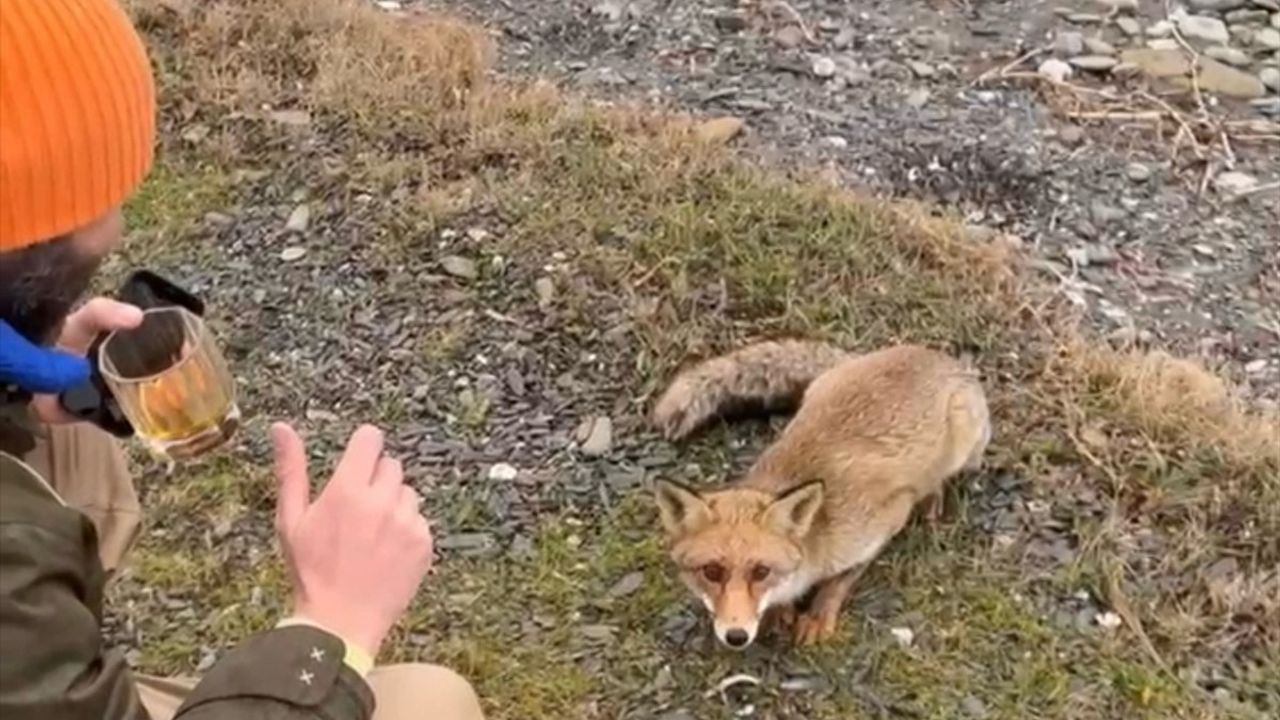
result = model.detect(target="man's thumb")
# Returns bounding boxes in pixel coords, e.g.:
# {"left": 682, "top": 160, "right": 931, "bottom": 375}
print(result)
{"left": 271, "top": 422, "right": 310, "bottom": 532}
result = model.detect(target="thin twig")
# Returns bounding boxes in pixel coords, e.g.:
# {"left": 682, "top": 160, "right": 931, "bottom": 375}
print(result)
{"left": 971, "top": 46, "right": 1047, "bottom": 87}
{"left": 1226, "top": 180, "right": 1280, "bottom": 201}
{"left": 1066, "top": 111, "right": 1165, "bottom": 121}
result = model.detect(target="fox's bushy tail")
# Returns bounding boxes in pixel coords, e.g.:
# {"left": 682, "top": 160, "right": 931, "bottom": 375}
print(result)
{"left": 651, "top": 340, "right": 848, "bottom": 440}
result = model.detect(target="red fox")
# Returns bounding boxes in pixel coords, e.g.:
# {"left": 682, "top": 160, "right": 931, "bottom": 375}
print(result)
{"left": 651, "top": 342, "right": 990, "bottom": 649}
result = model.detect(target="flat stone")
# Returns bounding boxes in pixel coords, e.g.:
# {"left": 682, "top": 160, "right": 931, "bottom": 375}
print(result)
{"left": 694, "top": 116, "right": 744, "bottom": 144}
{"left": 1190, "top": 57, "right": 1268, "bottom": 97}
{"left": 1232, "top": 26, "right": 1258, "bottom": 45}
{"left": 1177, "top": 15, "right": 1231, "bottom": 44}
{"left": 1213, "top": 170, "right": 1259, "bottom": 193}
{"left": 1147, "top": 20, "right": 1175, "bottom": 37}
{"left": 607, "top": 571, "right": 645, "bottom": 599}
{"left": 284, "top": 204, "right": 310, "bottom": 233}
{"left": 1121, "top": 47, "right": 1191, "bottom": 77}
{"left": 440, "top": 255, "right": 478, "bottom": 280}
{"left": 1204, "top": 45, "right": 1253, "bottom": 65}
{"left": 1226, "top": 8, "right": 1271, "bottom": 23}
{"left": 1192, "top": 0, "right": 1248, "bottom": 10}
{"left": 1252, "top": 97, "right": 1280, "bottom": 115}
{"left": 1070, "top": 55, "right": 1120, "bottom": 71}
{"left": 962, "top": 695, "right": 990, "bottom": 719}
{"left": 1116, "top": 17, "right": 1142, "bottom": 36}
{"left": 1068, "top": 13, "right": 1105, "bottom": 24}
{"left": 1038, "top": 58, "right": 1075, "bottom": 82}
{"left": 487, "top": 462, "right": 518, "bottom": 481}
{"left": 579, "top": 415, "right": 613, "bottom": 456}
{"left": 1060, "top": 125, "right": 1086, "bottom": 144}
{"left": 437, "top": 532, "right": 495, "bottom": 554}
{"left": 534, "top": 277, "right": 555, "bottom": 309}
{"left": 1255, "top": 27, "right": 1280, "bottom": 47}
{"left": 905, "top": 88, "right": 932, "bottom": 108}
{"left": 1084, "top": 37, "right": 1118, "bottom": 55}
{"left": 1094, "top": 0, "right": 1137, "bottom": 11}
{"left": 1056, "top": 31, "right": 1085, "bottom": 56}
{"left": 908, "top": 60, "right": 937, "bottom": 78}
{"left": 1126, "top": 162, "right": 1153, "bottom": 182}
{"left": 1261, "top": 66, "right": 1280, "bottom": 91}
{"left": 279, "top": 246, "right": 307, "bottom": 262}
{"left": 774, "top": 25, "right": 807, "bottom": 48}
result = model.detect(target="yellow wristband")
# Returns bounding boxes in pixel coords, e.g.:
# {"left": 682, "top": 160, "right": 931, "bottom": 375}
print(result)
{"left": 276, "top": 616, "right": 375, "bottom": 677}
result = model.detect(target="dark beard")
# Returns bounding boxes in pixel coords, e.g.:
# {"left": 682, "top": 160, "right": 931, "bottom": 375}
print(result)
{"left": 0, "top": 236, "right": 103, "bottom": 345}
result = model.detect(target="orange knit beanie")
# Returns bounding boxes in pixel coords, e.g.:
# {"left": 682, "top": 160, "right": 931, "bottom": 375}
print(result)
{"left": 0, "top": 0, "right": 156, "bottom": 252}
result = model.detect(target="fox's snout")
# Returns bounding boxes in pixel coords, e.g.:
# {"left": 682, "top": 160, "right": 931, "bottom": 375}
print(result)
{"left": 707, "top": 588, "right": 763, "bottom": 650}
{"left": 713, "top": 617, "right": 758, "bottom": 649}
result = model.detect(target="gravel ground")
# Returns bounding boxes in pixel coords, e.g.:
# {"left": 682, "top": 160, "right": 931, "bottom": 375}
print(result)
{"left": 421, "top": 0, "right": 1280, "bottom": 403}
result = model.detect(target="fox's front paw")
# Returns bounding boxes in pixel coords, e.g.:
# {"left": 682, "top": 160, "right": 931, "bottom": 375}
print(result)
{"left": 793, "top": 607, "right": 841, "bottom": 645}
{"left": 651, "top": 378, "right": 712, "bottom": 440}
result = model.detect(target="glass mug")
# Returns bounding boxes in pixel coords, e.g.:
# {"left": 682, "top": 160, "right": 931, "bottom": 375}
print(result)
{"left": 98, "top": 307, "right": 240, "bottom": 461}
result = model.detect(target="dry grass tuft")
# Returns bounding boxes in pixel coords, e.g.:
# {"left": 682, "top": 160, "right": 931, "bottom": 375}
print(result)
{"left": 129, "top": 0, "right": 491, "bottom": 138}
{"left": 1065, "top": 343, "right": 1280, "bottom": 469}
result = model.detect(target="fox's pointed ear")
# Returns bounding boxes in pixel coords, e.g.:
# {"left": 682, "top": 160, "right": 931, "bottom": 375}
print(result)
{"left": 763, "top": 481, "right": 824, "bottom": 538}
{"left": 653, "top": 479, "right": 711, "bottom": 535}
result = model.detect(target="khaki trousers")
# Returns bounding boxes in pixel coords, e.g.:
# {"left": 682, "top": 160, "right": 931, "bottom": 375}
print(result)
{"left": 22, "top": 423, "right": 484, "bottom": 720}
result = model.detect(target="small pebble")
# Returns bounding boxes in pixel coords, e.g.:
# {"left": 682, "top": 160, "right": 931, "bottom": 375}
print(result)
{"left": 1038, "top": 58, "right": 1074, "bottom": 82}
{"left": 1056, "top": 31, "right": 1085, "bottom": 56}
{"left": 907, "top": 60, "right": 936, "bottom": 78}
{"left": 1260, "top": 66, "right": 1280, "bottom": 91}
{"left": 1204, "top": 45, "right": 1252, "bottom": 66}
{"left": 1126, "top": 162, "right": 1152, "bottom": 182}
{"left": 285, "top": 204, "right": 310, "bottom": 233}
{"left": 441, "top": 255, "right": 479, "bottom": 279}
{"left": 488, "top": 463, "right": 519, "bottom": 481}
{"left": 1070, "top": 55, "right": 1120, "bottom": 71}
{"left": 1084, "top": 37, "right": 1117, "bottom": 55}
{"left": 1213, "top": 170, "right": 1259, "bottom": 193}
{"left": 280, "top": 246, "right": 307, "bottom": 262}
{"left": 812, "top": 56, "right": 837, "bottom": 78}
{"left": 905, "top": 88, "right": 932, "bottom": 108}
{"left": 1096, "top": 611, "right": 1123, "bottom": 630}
{"left": 889, "top": 627, "right": 915, "bottom": 647}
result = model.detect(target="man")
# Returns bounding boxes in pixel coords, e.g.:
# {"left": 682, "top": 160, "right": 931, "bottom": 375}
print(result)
{"left": 0, "top": 1, "right": 484, "bottom": 718}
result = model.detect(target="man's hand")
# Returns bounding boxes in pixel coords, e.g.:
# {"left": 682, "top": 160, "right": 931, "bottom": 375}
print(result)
{"left": 27, "top": 298, "right": 143, "bottom": 424}
{"left": 271, "top": 423, "right": 434, "bottom": 659}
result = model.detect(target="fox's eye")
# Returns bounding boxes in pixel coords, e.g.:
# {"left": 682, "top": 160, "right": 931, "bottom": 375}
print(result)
{"left": 701, "top": 563, "right": 726, "bottom": 584}
{"left": 750, "top": 565, "right": 771, "bottom": 582}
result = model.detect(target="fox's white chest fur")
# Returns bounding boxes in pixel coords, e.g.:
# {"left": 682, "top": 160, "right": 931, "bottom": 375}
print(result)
{"left": 758, "top": 569, "right": 820, "bottom": 612}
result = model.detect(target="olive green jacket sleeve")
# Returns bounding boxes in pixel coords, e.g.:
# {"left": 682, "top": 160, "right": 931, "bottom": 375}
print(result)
{"left": 0, "top": 451, "right": 374, "bottom": 720}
